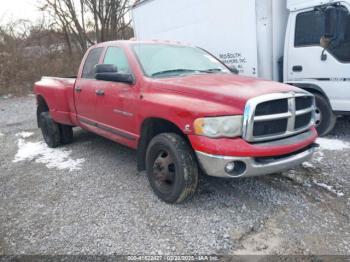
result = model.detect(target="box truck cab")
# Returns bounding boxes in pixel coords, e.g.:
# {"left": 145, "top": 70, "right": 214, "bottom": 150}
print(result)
{"left": 285, "top": 0, "right": 350, "bottom": 135}
{"left": 132, "top": 0, "right": 350, "bottom": 136}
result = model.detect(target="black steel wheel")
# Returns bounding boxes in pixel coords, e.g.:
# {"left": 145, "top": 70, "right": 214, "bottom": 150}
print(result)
{"left": 152, "top": 149, "right": 177, "bottom": 195}
{"left": 146, "top": 133, "right": 198, "bottom": 204}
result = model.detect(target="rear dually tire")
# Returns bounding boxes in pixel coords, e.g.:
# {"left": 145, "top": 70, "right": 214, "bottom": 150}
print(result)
{"left": 39, "top": 112, "right": 61, "bottom": 148}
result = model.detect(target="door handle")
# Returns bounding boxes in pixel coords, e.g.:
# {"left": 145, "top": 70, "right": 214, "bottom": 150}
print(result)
{"left": 292, "top": 66, "right": 303, "bottom": 72}
{"left": 95, "top": 89, "right": 105, "bottom": 96}
{"left": 75, "top": 87, "right": 82, "bottom": 93}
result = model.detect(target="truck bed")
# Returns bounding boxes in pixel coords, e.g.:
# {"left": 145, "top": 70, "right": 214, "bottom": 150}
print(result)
{"left": 34, "top": 76, "right": 78, "bottom": 126}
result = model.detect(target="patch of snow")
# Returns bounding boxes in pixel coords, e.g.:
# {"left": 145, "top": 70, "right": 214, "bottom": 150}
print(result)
{"left": 1, "top": 94, "right": 13, "bottom": 99}
{"left": 302, "top": 162, "right": 316, "bottom": 169}
{"left": 313, "top": 151, "right": 324, "bottom": 162}
{"left": 16, "top": 132, "right": 34, "bottom": 138}
{"left": 0, "top": 132, "right": 4, "bottom": 136}
{"left": 13, "top": 138, "right": 85, "bottom": 172}
{"left": 313, "top": 180, "right": 345, "bottom": 197}
{"left": 317, "top": 138, "right": 350, "bottom": 151}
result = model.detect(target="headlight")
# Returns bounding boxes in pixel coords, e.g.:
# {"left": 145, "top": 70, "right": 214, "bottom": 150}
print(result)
{"left": 193, "top": 116, "right": 243, "bottom": 138}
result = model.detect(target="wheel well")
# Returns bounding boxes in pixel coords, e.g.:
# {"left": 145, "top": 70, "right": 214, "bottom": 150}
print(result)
{"left": 289, "top": 83, "right": 330, "bottom": 103}
{"left": 137, "top": 118, "right": 187, "bottom": 171}
{"left": 36, "top": 95, "right": 49, "bottom": 128}
{"left": 302, "top": 88, "right": 324, "bottom": 98}
{"left": 302, "top": 88, "right": 334, "bottom": 110}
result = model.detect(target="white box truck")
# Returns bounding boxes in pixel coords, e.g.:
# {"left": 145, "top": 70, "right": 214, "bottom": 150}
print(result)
{"left": 132, "top": 0, "right": 350, "bottom": 136}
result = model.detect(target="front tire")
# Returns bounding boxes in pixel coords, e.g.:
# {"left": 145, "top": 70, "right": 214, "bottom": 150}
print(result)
{"left": 146, "top": 133, "right": 198, "bottom": 204}
{"left": 39, "top": 112, "right": 61, "bottom": 148}
{"left": 314, "top": 93, "right": 336, "bottom": 136}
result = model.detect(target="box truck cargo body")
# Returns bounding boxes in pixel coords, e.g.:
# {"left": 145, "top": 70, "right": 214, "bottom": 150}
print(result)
{"left": 132, "top": 0, "right": 288, "bottom": 80}
{"left": 132, "top": 0, "right": 350, "bottom": 136}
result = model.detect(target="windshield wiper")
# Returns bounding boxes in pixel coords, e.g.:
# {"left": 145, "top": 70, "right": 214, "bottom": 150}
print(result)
{"left": 152, "top": 69, "right": 198, "bottom": 77}
{"left": 199, "top": 68, "right": 224, "bottom": 73}
{"left": 151, "top": 68, "right": 225, "bottom": 77}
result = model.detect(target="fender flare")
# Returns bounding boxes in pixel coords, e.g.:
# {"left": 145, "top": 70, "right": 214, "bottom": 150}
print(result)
{"left": 136, "top": 117, "right": 188, "bottom": 172}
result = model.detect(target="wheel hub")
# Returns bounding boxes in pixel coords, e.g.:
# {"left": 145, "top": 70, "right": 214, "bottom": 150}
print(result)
{"left": 152, "top": 150, "right": 176, "bottom": 194}
{"left": 315, "top": 107, "right": 322, "bottom": 127}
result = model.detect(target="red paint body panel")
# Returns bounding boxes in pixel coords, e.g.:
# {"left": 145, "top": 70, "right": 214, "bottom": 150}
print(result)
{"left": 74, "top": 78, "right": 99, "bottom": 121}
{"left": 33, "top": 40, "right": 317, "bottom": 157}
{"left": 34, "top": 77, "right": 77, "bottom": 126}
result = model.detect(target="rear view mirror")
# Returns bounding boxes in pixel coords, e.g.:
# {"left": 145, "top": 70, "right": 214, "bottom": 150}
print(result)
{"left": 228, "top": 66, "right": 239, "bottom": 74}
{"left": 324, "top": 6, "right": 337, "bottom": 40}
{"left": 323, "top": 5, "right": 348, "bottom": 48}
{"left": 94, "top": 64, "right": 134, "bottom": 84}
{"left": 319, "top": 6, "right": 337, "bottom": 61}
{"left": 320, "top": 36, "right": 331, "bottom": 49}
{"left": 321, "top": 5, "right": 349, "bottom": 61}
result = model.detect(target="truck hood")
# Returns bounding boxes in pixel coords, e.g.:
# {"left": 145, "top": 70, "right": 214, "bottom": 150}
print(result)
{"left": 150, "top": 73, "right": 304, "bottom": 112}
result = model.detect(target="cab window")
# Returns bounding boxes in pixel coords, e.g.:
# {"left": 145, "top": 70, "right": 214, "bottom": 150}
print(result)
{"left": 82, "top": 47, "right": 103, "bottom": 79}
{"left": 295, "top": 7, "right": 350, "bottom": 63}
{"left": 103, "top": 47, "right": 131, "bottom": 73}
{"left": 295, "top": 10, "right": 325, "bottom": 47}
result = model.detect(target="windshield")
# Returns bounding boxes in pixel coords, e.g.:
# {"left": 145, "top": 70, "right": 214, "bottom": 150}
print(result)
{"left": 132, "top": 43, "right": 230, "bottom": 78}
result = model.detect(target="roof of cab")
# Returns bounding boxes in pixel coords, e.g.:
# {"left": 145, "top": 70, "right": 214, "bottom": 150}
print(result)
{"left": 91, "top": 39, "right": 191, "bottom": 48}
{"left": 287, "top": 0, "right": 335, "bottom": 11}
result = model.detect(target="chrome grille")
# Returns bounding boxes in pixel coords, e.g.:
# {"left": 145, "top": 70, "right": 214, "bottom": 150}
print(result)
{"left": 243, "top": 92, "right": 315, "bottom": 142}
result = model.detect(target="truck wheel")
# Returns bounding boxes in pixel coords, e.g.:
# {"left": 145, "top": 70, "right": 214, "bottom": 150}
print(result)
{"left": 314, "top": 93, "right": 336, "bottom": 136}
{"left": 59, "top": 125, "right": 73, "bottom": 145}
{"left": 39, "top": 112, "right": 61, "bottom": 148}
{"left": 146, "top": 133, "right": 198, "bottom": 204}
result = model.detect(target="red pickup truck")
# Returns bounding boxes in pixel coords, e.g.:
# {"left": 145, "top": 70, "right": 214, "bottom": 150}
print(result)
{"left": 34, "top": 41, "right": 318, "bottom": 204}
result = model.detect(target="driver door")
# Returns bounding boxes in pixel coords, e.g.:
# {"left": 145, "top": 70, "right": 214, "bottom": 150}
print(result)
{"left": 94, "top": 46, "right": 137, "bottom": 141}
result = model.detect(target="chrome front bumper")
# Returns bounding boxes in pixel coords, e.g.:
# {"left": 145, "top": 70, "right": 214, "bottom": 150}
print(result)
{"left": 195, "top": 145, "right": 318, "bottom": 178}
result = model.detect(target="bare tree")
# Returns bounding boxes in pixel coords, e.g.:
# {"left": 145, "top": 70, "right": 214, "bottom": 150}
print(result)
{"left": 0, "top": 1, "right": 134, "bottom": 95}
{"left": 84, "top": 0, "right": 132, "bottom": 41}
{"left": 0, "top": 18, "right": 82, "bottom": 96}
{"left": 41, "top": 0, "right": 133, "bottom": 54}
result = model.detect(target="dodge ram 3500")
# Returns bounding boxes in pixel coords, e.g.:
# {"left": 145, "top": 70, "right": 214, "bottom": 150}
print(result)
{"left": 34, "top": 41, "right": 318, "bottom": 204}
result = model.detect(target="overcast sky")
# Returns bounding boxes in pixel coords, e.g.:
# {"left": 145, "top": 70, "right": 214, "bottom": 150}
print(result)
{"left": 1, "top": 0, "right": 44, "bottom": 23}
{"left": 1, "top": 0, "right": 135, "bottom": 24}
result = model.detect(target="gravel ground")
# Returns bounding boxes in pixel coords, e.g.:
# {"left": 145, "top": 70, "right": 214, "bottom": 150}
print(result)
{"left": 0, "top": 95, "right": 349, "bottom": 255}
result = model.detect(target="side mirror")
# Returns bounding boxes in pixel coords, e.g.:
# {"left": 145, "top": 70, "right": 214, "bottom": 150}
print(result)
{"left": 94, "top": 64, "right": 134, "bottom": 84}
{"left": 94, "top": 64, "right": 118, "bottom": 74}
{"left": 321, "top": 5, "right": 349, "bottom": 61}
{"left": 228, "top": 66, "right": 239, "bottom": 74}
{"left": 324, "top": 6, "right": 337, "bottom": 40}
{"left": 320, "top": 6, "right": 338, "bottom": 61}
{"left": 95, "top": 72, "right": 134, "bottom": 84}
